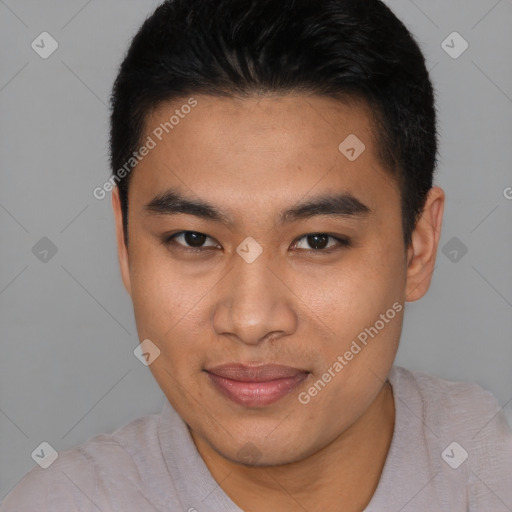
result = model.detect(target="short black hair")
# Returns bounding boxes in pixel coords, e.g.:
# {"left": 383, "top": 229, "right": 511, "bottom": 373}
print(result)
{"left": 110, "top": 0, "right": 438, "bottom": 246}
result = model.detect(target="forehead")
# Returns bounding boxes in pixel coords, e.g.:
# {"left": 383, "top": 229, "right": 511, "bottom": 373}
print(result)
{"left": 130, "top": 93, "right": 398, "bottom": 219}
{"left": 145, "top": 93, "right": 376, "bottom": 159}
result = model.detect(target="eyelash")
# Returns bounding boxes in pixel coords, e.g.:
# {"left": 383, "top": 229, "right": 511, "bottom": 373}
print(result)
{"left": 162, "top": 231, "right": 352, "bottom": 254}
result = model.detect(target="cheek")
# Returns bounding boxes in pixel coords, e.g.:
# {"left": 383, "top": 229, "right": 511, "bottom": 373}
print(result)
{"left": 299, "top": 245, "right": 405, "bottom": 337}
{"left": 128, "top": 243, "right": 179, "bottom": 338}
{"left": 128, "top": 243, "right": 216, "bottom": 367}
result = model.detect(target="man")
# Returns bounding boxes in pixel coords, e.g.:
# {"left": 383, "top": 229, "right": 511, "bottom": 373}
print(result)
{"left": 2, "top": 0, "right": 511, "bottom": 510}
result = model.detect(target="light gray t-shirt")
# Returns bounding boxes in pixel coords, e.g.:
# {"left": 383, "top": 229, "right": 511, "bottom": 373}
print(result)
{"left": 2, "top": 366, "right": 511, "bottom": 511}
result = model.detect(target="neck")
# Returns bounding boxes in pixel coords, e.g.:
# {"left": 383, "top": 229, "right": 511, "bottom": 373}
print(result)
{"left": 191, "top": 381, "right": 395, "bottom": 512}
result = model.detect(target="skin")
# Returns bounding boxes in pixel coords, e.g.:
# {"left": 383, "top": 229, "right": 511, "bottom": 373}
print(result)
{"left": 112, "top": 94, "right": 444, "bottom": 511}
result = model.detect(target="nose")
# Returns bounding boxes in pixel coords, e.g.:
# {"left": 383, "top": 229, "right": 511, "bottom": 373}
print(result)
{"left": 212, "top": 252, "right": 298, "bottom": 346}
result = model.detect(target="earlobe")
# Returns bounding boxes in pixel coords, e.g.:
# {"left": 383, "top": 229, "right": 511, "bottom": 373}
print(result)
{"left": 405, "top": 186, "right": 445, "bottom": 302}
{"left": 112, "top": 187, "right": 132, "bottom": 297}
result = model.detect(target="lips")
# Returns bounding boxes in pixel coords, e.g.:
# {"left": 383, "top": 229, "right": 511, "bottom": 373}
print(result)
{"left": 205, "top": 363, "right": 309, "bottom": 407}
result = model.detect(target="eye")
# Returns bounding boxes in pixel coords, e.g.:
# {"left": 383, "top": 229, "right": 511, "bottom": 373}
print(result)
{"left": 292, "top": 233, "right": 351, "bottom": 252}
{"left": 163, "top": 231, "right": 220, "bottom": 252}
{"left": 162, "top": 231, "right": 351, "bottom": 254}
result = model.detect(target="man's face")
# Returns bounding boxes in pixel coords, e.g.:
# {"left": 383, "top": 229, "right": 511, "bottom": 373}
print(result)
{"left": 115, "top": 94, "right": 408, "bottom": 465}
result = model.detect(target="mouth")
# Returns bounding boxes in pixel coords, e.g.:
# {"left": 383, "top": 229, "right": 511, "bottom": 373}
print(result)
{"left": 204, "top": 363, "right": 310, "bottom": 407}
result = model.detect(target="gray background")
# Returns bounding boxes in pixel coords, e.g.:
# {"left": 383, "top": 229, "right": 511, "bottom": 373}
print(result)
{"left": 1, "top": 0, "right": 511, "bottom": 499}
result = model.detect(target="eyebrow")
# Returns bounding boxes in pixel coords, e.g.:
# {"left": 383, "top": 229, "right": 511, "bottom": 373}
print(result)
{"left": 144, "top": 187, "right": 371, "bottom": 226}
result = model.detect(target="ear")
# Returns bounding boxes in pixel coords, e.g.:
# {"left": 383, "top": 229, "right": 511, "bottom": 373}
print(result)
{"left": 112, "top": 186, "right": 132, "bottom": 297}
{"left": 405, "top": 186, "right": 445, "bottom": 302}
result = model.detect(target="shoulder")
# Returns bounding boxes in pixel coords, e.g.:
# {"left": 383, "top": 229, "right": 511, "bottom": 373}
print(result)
{"left": 0, "top": 445, "right": 98, "bottom": 512}
{"left": 389, "top": 365, "right": 506, "bottom": 428}
{"left": 389, "top": 366, "right": 512, "bottom": 509}
{"left": 0, "top": 411, "right": 161, "bottom": 512}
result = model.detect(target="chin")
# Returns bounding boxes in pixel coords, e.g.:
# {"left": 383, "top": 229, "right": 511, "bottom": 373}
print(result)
{"left": 208, "top": 429, "right": 320, "bottom": 468}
